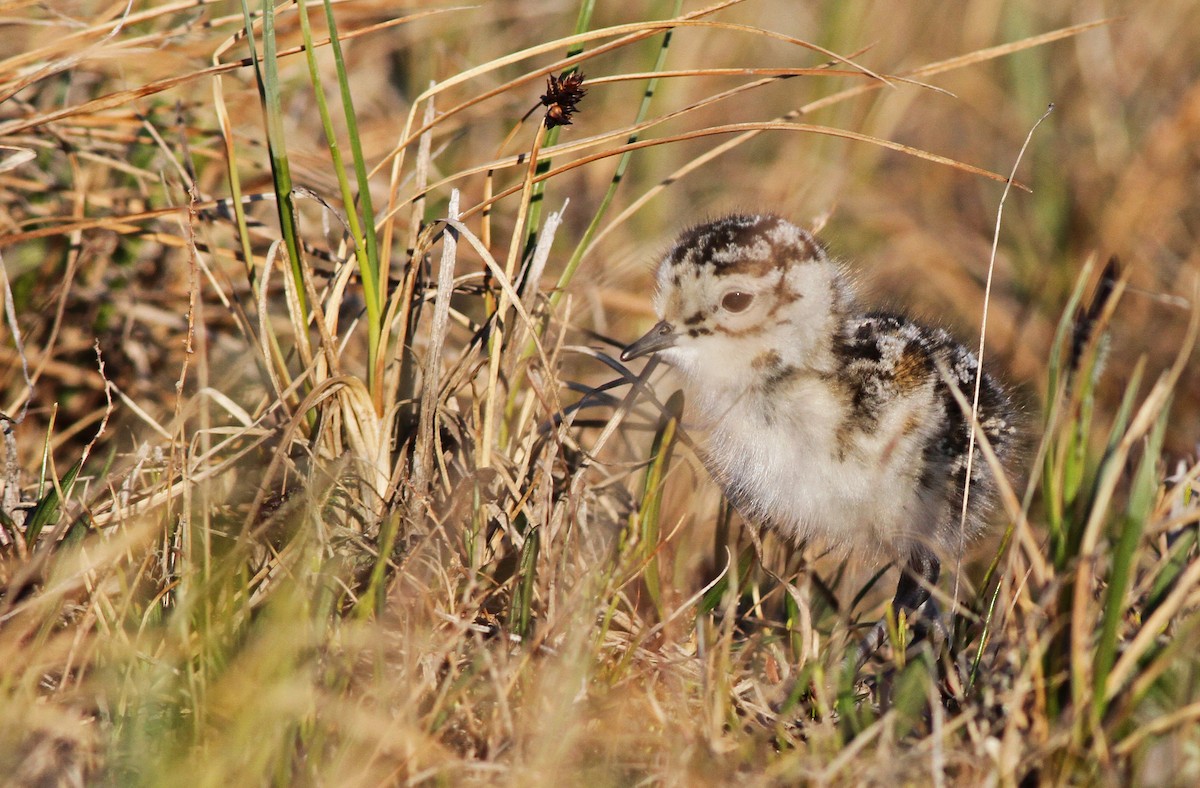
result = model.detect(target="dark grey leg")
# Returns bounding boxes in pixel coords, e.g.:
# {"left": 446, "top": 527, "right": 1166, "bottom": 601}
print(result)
{"left": 856, "top": 547, "right": 941, "bottom": 667}
{"left": 893, "top": 546, "right": 940, "bottom": 613}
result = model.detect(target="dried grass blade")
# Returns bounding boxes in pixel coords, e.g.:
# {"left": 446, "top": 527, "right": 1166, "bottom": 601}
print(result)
{"left": 459, "top": 121, "right": 1026, "bottom": 225}
{"left": 412, "top": 191, "right": 461, "bottom": 502}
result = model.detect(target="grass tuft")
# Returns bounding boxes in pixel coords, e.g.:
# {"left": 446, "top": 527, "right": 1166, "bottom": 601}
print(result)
{"left": 1, "top": 1, "right": 1199, "bottom": 784}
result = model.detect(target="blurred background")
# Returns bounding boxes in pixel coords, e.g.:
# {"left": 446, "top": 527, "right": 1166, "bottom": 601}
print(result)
{"left": 4, "top": 0, "right": 1197, "bottom": 629}
{"left": 1, "top": 1, "right": 1199, "bottom": 780}
{"left": 3, "top": 0, "right": 1197, "bottom": 455}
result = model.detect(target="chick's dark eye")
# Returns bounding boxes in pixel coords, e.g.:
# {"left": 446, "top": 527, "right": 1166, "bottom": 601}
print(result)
{"left": 721, "top": 290, "right": 754, "bottom": 313}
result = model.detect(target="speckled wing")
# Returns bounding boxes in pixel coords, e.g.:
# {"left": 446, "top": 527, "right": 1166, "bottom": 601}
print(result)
{"left": 833, "top": 312, "right": 1018, "bottom": 544}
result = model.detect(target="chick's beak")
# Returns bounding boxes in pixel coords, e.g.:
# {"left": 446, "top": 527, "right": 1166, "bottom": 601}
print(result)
{"left": 621, "top": 320, "right": 677, "bottom": 362}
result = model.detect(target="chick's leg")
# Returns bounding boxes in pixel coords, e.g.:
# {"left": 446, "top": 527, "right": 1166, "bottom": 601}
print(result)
{"left": 857, "top": 546, "right": 941, "bottom": 666}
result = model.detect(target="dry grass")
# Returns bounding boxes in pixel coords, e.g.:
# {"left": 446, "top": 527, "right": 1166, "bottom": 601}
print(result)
{"left": 1, "top": 1, "right": 1199, "bottom": 785}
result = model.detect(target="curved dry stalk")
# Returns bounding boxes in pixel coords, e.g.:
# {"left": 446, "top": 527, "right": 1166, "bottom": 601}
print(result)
{"left": 451, "top": 120, "right": 1025, "bottom": 226}
{"left": 588, "top": 18, "right": 1112, "bottom": 251}
{"left": 389, "top": 64, "right": 900, "bottom": 204}
{"left": 377, "top": 0, "right": 874, "bottom": 177}
{"left": 0, "top": 7, "right": 450, "bottom": 138}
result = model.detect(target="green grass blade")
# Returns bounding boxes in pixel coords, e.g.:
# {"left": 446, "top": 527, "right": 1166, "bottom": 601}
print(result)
{"left": 1092, "top": 397, "right": 1169, "bottom": 711}
{"left": 700, "top": 544, "right": 754, "bottom": 615}
{"left": 320, "top": 2, "right": 381, "bottom": 301}
{"left": 637, "top": 389, "right": 683, "bottom": 616}
{"left": 294, "top": 1, "right": 382, "bottom": 395}
{"left": 322, "top": 0, "right": 384, "bottom": 394}
{"left": 1041, "top": 257, "right": 1094, "bottom": 542}
{"left": 1146, "top": 527, "right": 1198, "bottom": 616}
{"left": 24, "top": 457, "right": 82, "bottom": 547}
{"left": 520, "top": 0, "right": 596, "bottom": 260}
{"left": 515, "top": 526, "right": 541, "bottom": 638}
{"left": 550, "top": 0, "right": 684, "bottom": 307}
{"left": 1060, "top": 356, "right": 1144, "bottom": 563}
{"left": 243, "top": 0, "right": 306, "bottom": 317}
{"left": 891, "top": 653, "right": 933, "bottom": 739}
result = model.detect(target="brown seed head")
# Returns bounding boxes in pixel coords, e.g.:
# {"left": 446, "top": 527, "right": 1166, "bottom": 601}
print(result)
{"left": 539, "top": 71, "right": 586, "bottom": 128}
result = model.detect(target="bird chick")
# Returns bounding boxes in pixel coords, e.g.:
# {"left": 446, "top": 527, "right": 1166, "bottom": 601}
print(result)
{"left": 621, "top": 213, "right": 1018, "bottom": 657}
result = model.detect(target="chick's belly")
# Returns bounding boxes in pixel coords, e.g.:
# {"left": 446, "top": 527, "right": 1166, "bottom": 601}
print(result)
{"left": 710, "top": 440, "right": 890, "bottom": 545}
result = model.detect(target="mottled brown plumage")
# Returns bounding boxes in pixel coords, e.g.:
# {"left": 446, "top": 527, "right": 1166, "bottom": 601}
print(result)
{"left": 622, "top": 214, "right": 1019, "bottom": 658}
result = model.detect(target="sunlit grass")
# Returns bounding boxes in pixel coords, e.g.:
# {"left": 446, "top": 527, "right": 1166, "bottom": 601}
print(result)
{"left": 1, "top": 1, "right": 1199, "bottom": 784}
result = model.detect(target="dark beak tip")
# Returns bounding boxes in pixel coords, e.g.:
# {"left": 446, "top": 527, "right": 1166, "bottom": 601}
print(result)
{"left": 621, "top": 320, "right": 676, "bottom": 363}
{"left": 619, "top": 341, "right": 648, "bottom": 363}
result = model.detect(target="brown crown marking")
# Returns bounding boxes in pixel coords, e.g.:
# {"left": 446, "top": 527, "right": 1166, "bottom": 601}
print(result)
{"left": 666, "top": 214, "right": 824, "bottom": 277}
